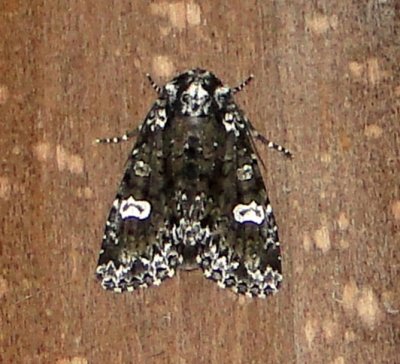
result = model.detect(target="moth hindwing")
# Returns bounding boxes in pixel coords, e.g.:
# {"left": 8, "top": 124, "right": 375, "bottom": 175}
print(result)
{"left": 96, "top": 68, "right": 291, "bottom": 298}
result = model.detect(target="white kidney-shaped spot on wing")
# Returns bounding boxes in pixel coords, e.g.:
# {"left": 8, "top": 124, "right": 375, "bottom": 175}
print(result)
{"left": 233, "top": 200, "right": 265, "bottom": 225}
{"left": 119, "top": 196, "right": 151, "bottom": 220}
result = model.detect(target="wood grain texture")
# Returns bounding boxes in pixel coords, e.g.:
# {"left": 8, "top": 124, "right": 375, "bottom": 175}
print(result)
{"left": 1, "top": 1, "right": 399, "bottom": 363}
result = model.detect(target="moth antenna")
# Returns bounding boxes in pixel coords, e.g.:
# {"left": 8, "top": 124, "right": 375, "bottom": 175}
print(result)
{"left": 246, "top": 120, "right": 292, "bottom": 159}
{"left": 232, "top": 74, "right": 254, "bottom": 94}
{"left": 146, "top": 73, "right": 162, "bottom": 94}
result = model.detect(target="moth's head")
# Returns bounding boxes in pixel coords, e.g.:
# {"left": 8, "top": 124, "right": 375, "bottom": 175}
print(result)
{"left": 164, "top": 69, "right": 232, "bottom": 117}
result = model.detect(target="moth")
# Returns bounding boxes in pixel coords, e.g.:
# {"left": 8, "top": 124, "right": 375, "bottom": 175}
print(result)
{"left": 95, "top": 68, "right": 291, "bottom": 298}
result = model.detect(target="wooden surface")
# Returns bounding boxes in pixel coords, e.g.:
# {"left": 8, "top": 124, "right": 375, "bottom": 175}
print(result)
{"left": 1, "top": 1, "right": 399, "bottom": 363}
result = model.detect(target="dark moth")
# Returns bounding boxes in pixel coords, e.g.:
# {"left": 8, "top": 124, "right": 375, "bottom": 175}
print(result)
{"left": 95, "top": 68, "right": 291, "bottom": 298}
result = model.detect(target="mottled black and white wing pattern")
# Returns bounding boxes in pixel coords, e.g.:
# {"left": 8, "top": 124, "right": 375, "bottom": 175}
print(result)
{"left": 96, "top": 68, "right": 291, "bottom": 297}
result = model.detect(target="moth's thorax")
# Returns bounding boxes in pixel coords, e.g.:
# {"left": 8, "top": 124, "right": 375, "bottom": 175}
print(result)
{"left": 164, "top": 68, "right": 231, "bottom": 117}
{"left": 184, "top": 115, "right": 209, "bottom": 128}
{"left": 180, "top": 82, "right": 211, "bottom": 116}
{"left": 166, "top": 113, "right": 223, "bottom": 202}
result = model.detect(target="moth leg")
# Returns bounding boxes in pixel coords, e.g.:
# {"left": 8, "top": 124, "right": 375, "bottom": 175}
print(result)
{"left": 248, "top": 125, "right": 293, "bottom": 159}
{"left": 146, "top": 73, "right": 162, "bottom": 94}
{"left": 231, "top": 74, "right": 292, "bottom": 159}
{"left": 95, "top": 128, "right": 139, "bottom": 144}
{"left": 254, "top": 132, "right": 293, "bottom": 159}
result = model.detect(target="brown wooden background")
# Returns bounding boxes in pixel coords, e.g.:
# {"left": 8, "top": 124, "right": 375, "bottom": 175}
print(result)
{"left": 1, "top": 1, "right": 399, "bottom": 363}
